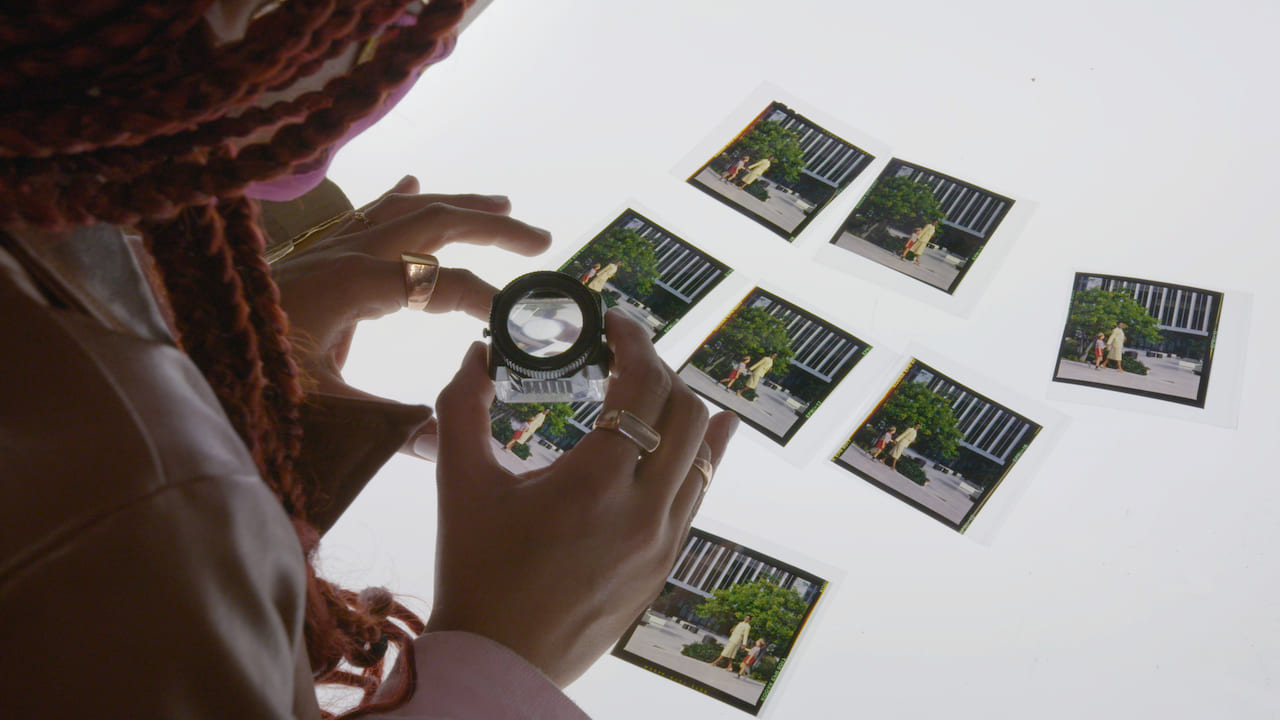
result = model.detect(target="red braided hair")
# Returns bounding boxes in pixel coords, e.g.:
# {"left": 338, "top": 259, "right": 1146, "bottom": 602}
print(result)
{"left": 0, "top": 1, "right": 468, "bottom": 715}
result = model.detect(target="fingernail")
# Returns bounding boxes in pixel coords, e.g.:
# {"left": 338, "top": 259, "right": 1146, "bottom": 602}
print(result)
{"left": 486, "top": 194, "right": 509, "bottom": 203}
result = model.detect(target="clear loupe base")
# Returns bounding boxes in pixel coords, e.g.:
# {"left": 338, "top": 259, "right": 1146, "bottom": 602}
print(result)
{"left": 493, "top": 365, "right": 609, "bottom": 405}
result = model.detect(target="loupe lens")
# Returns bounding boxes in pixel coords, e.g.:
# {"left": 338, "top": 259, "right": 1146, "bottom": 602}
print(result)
{"left": 507, "top": 290, "right": 584, "bottom": 358}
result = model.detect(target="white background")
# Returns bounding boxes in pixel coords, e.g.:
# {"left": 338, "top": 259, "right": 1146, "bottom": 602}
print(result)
{"left": 322, "top": 1, "right": 1280, "bottom": 717}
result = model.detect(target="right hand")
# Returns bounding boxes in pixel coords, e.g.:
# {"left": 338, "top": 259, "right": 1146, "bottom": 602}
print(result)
{"left": 427, "top": 309, "right": 738, "bottom": 686}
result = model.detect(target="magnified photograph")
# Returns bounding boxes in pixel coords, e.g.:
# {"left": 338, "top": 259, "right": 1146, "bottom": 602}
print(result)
{"left": 613, "top": 527, "right": 827, "bottom": 716}
{"left": 488, "top": 398, "right": 599, "bottom": 473}
{"left": 1052, "top": 273, "right": 1222, "bottom": 407}
{"left": 677, "top": 288, "right": 870, "bottom": 446}
{"left": 832, "top": 359, "right": 1042, "bottom": 532}
{"left": 560, "top": 210, "right": 732, "bottom": 342}
{"left": 688, "top": 101, "right": 875, "bottom": 241}
{"left": 829, "top": 158, "right": 1014, "bottom": 293}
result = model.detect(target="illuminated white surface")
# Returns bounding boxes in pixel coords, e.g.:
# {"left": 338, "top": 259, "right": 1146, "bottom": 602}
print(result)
{"left": 322, "top": 2, "right": 1280, "bottom": 717}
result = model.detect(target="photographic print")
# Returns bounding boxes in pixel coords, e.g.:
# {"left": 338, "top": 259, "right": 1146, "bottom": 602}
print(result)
{"left": 829, "top": 158, "right": 1013, "bottom": 294}
{"left": 1052, "top": 273, "right": 1222, "bottom": 407}
{"left": 677, "top": 288, "right": 871, "bottom": 446}
{"left": 688, "top": 101, "right": 875, "bottom": 241}
{"left": 613, "top": 527, "right": 827, "bottom": 716}
{"left": 559, "top": 210, "right": 732, "bottom": 342}
{"left": 832, "top": 359, "right": 1042, "bottom": 532}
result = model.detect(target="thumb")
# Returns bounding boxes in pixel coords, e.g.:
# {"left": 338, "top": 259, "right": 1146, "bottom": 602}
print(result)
{"left": 434, "top": 341, "right": 499, "bottom": 484}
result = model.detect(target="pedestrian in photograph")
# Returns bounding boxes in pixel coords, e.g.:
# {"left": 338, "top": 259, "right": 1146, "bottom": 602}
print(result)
{"left": 578, "top": 262, "right": 601, "bottom": 285}
{"left": 869, "top": 425, "right": 897, "bottom": 459}
{"left": 709, "top": 615, "right": 752, "bottom": 671}
{"left": 736, "top": 157, "right": 772, "bottom": 188}
{"left": 737, "top": 353, "right": 777, "bottom": 399}
{"left": 738, "top": 638, "right": 766, "bottom": 679}
{"left": 721, "top": 155, "right": 750, "bottom": 183}
{"left": 887, "top": 423, "right": 921, "bottom": 472}
{"left": 899, "top": 221, "right": 937, "bottom": 264}
{"left": 720, "top": 355, "right": 751, "bottom": 390}
{"left": 1092, "top": 332, "right": 1107, "bottom": 369}
{"left": 586, "top": 260, "right": 622, "bottom": 292}
{"left": 1104, "top": 321, "right": 1127, "bottom": 371}
{"left": 505, "top": 408, "right": 550, "bottom": 452}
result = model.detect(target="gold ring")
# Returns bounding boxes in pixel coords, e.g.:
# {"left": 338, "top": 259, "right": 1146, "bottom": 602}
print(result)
{"left": 691, "top": 457, "right": 713, "bottom": 494}
{"left": 592, "top": 409, "right": 661, "bottom": 454}
{"left": 402, "top": 252, "right": 440, "bottom": 312}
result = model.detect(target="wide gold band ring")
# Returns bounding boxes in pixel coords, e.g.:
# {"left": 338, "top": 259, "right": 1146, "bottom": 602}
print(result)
{"left": 402, "top": 252, "right": 440, "bottom": 312}
{"left": 592, "top": 409, "right": 661, "bottom": 454}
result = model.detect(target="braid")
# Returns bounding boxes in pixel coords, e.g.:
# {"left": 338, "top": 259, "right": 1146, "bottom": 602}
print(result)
{"left": 0, "top": 1, "right": 462, "bottom": 230}
{"left": 141, "top": 203, "right": 270, "bottom": 471}
{"left": 0, "top": 1, "right": 472, "bottom": 714}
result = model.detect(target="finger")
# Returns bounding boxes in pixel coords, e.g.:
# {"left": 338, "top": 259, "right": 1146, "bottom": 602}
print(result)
{"left": 405, "top": 418, "right": 439, "bottom": 461}
{"left": 361, "top": 192, "right": 513, "bottom": 227}
{"left": 311, "top": 258, "right": 497, "bottom": 326}
{"left": 361, "top": 174, "right": 421, "bottom": 208}
{"left": 670, "top": 412, "right": 738, "bottom": 526}
{"left": 633, "top": 375, "right": 708, "bottom": 503}
{"left": 424, "top": 268, "right": 499, "bottom": 321}
{"left": 354, "top": 203, "right": 551, "bottom": 261}
{"left": 570, "top": 309, "right": 673, "bottom": 478}
{"left": 434, "top": 342, "right": 501, "bottom": 486}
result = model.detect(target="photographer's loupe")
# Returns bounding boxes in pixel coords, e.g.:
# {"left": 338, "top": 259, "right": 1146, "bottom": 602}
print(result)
{"left": 487, "top": 271, "right": 610, "bottom": 404}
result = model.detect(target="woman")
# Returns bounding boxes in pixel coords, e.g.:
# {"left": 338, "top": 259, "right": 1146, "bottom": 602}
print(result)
{"left": 0, "top": 3, "right": 736, "bottom": 717}
{"left": 736, "top": 157, "right": 772, "bottom": 188}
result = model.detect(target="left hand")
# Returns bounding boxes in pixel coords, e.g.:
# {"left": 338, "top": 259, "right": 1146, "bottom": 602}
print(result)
{"left": 271, "top": 174, "right": 551, "bottom": 405}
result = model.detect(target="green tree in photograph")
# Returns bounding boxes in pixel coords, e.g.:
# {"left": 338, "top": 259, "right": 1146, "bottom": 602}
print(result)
{"left": 731, "top": 121, "right": 808, "bottom": 184}
{"left": 693, "top": 306, "right": 792, "bottom": 378}
{"left": 850, "top": 175, "right": 944, "bottom": 238}
{"left": 872, "top": 381, "right": 963, "bottom": 460}
{"left": 490, "top": 401, "right": 575, "bottom": 444}
{"left": 1063, "top": 288, "right": 1163, "bottom": 360}
{"left": 695, "top": 577, "right": 809, "bottom": 650}
{"left": 567, "top": 228, "right": 659, "bottom": 296}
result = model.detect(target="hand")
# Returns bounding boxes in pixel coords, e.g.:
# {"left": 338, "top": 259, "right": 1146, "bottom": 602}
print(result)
{"left": 271, "top": 175, "right": 551, "bottom": 404}
{"left": 427, "top": 309, "right": 739, "bottom": 686}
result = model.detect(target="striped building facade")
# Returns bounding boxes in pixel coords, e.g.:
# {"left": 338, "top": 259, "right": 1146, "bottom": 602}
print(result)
{"left": 746, "top": 293, "right": 863, "bottom": 385}
{"left": 1077, "top": 275, "right": 1216, "bottom": 348}
{"left": 620, "top": 212, "right": 727, "bottom": 305}
{"left": 668, "top": 533, "right": 820, "bottom": 605}
{"left": 887, "top": 159, "right": 1012, "bottom": 240}
{"left": 910, "top": 366, "right": 1034, "bottom": 465}
{"left": 763, "top": 103, "right": 873, "bottom": 191}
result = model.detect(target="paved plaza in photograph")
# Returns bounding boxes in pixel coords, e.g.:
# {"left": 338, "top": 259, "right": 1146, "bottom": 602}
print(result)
{"left": 621, "top": 618, "right": 766, "bottom": 706}
{"left": 679, "top": 365, "right": 803, "bottom": 440}
{"left": 1055, "top": 353, "right": 1202, "bottom": 400}
{"left": 691, "top": 168, "right": 808, "bottom": 235}
{"left": 832, "top": 230, "right": 962, "bottom": 291}
{"left": 597, "top": 285, "right": 664, "bottom": 340}
{"left": 491, "top": 433, "right": 564, "bottom": 473}
{"left": 835, "top": 444, "right": 977, "bottom": 524}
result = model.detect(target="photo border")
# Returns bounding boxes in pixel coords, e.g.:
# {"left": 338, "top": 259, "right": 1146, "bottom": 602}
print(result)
{"left": 677, "top": 287, "right": 872, "bottom": 447}
{"left": 611, "top": 526, "right": 829, "bottom": 717}
{"left": 1050, "top": 272, "right": 1224, "bottom": 409}
{"left": 685, "top": 100, "right": 876, "bottom": 243}
{"left": 831, "top": 357, "right": 1043, "bottom": 533}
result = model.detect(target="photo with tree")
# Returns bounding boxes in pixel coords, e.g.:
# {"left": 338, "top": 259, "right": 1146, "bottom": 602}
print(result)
{"left": 688, "top": 100, "right": 875, "bottom": 240}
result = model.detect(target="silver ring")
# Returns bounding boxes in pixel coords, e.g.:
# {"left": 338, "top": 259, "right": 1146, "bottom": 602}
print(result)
{"left": 691, "top": 457, "right": 713, "bottom": 494}
{"left": 402, "top": 252, "right": 440, "bottom": 312}
{"left": 592, "top": 409, "right": 661, "bottom": 454}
